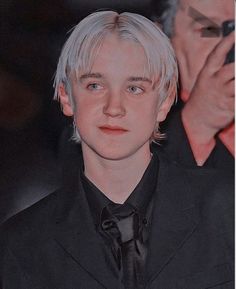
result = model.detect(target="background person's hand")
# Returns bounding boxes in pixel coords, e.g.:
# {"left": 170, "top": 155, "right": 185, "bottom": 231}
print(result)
{"left": 182, "top": 32, "right": 234, "bottom": 145}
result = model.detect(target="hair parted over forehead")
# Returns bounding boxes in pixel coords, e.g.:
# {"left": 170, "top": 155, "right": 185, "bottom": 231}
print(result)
{"left": 54, "top": 10, "right": 178, "bottom": 108}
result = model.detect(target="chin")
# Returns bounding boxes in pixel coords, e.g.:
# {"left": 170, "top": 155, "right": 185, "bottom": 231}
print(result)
{"left": 94, "top": 141, "right": 150, "bottom": 162}
{"left": 96, "top": 147, "right": 133, "bottom": 161}
{"left": 81, "top": 136, "right": 150, "bottom": 162}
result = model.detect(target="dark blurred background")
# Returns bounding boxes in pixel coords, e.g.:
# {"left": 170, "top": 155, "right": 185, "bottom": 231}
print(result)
{"left": 0, "top": 0, "right": 157, "bottom": 223}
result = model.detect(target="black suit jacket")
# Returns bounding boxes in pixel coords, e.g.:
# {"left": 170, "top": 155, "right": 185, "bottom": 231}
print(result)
{"left": 0, "top": 148, "right": 234, "bottom": 289}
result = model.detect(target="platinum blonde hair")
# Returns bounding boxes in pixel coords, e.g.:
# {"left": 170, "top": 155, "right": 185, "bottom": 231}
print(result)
{"left": 54, "top": 10, "right": 178, "bottom": 141}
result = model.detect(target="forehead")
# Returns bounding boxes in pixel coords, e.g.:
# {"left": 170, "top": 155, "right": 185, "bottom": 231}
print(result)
{"left": 180, "top": 0, "right": 234, "bottom": 21}
{"left": 99, "top": 35, "right": 146, "bottom": 60}
{"left": 89, "top": 34, "right": 149, "bottom": 74}
{"left": 77, "top": 33, "right": 153, "bottom": 80}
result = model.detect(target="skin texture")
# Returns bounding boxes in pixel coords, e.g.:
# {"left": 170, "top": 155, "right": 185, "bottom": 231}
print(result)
{"left": 171, "top": 0, "right": 234, "bottom": 165}
{"left": 59, "top": 33, "right": 173, "bottom": 203}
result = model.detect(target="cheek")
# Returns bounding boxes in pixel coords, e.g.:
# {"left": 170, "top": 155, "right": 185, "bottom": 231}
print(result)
{"left": 139, "top": 103, "right": 158, "bottom": 128}
{"left": 73, "top": 97, "right": 97, "bottom": 120}
{"left": 188, "top": 40, "right": 219, "bottom": 77}
{"left": 72, "top": 101, "right": 90, "bottom": 134}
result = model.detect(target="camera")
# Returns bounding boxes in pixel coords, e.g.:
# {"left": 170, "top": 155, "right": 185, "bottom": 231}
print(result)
{"left": 222, "top": 20, "right": 235, "bottom": 64}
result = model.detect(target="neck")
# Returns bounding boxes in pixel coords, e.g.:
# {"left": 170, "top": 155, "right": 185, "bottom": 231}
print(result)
{"left": 82, "top": 144, "right": 152, "bottom": 204}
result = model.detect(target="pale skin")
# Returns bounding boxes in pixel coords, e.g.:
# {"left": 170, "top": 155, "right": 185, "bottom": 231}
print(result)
{"left": 171, "top": 0, "right": 234, "bottom": 165}
{"left": 59, "top": 33, "right": 173, "bottom": 203}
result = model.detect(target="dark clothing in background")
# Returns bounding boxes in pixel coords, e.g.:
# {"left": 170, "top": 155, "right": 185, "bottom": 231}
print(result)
{"left": 160, "top": 107, "right": 234, "bottom": 171}
{"left": 0, "top": 144, "right": 234, "bottom": 288}
{"left": 0, "top": 125, "right": 61, "bottom": 225}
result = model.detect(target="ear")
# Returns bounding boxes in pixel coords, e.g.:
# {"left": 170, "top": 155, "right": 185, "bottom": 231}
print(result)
{"left": 156, "top": 92, "right": 175, "bottom": 123}
{"left": 58, "top": 83, "right": 73, "bottom": 116}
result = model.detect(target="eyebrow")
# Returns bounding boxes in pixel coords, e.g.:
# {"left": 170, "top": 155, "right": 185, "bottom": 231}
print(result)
{"left": 79, "top": 73, "right": 103, "bottom": 80}
{"left": 188, "top": 6, "right": 220, "bottom": 28}
{"left": 127, "top": 76, "right": 152, "bottom": 83}
{"left": 79, "top": 73, "right": 152, "bottom": 84}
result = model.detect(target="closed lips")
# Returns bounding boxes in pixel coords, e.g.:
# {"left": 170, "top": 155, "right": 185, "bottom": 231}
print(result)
{"left": 99, "top": 126, "right": 128, "bottom": 134}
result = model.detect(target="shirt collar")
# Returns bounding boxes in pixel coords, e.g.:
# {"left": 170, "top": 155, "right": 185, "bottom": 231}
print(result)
{"left": 81, "top": 153, "right": 159, "bottom": 226}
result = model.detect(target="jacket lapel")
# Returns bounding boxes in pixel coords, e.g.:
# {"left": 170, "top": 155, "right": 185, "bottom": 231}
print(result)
{"left": 146, "top": 158, "right": 200, "bottom": 284}
{"left": 53, "top": 144, "right": 200, "bottom": 287}
{"left": 53, "top": 174, "right": 119, "bottom": 289}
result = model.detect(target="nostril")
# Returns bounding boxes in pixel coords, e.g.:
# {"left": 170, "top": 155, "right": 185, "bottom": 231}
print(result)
{"left": 103, "top": 103, "right": 126, "bottom": 117}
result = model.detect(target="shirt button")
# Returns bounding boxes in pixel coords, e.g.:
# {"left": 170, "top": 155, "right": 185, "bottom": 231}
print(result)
{"left": 143, "top": 218, "right": 148, "bottom": 226}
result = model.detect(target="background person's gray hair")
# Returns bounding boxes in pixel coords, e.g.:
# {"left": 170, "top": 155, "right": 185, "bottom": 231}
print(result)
{"left": 150, "top": 0, "right": 179, "bottom": 37}
{"left": 54, "top": 10, "right": 178, "bottom": 141}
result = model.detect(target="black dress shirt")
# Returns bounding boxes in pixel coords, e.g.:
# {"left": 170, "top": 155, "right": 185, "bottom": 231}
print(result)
{"left": 81, "top": 154, "right": 159, "bottom": 288}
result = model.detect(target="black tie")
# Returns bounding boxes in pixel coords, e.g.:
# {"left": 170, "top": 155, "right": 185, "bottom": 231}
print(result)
{"left": 100, "top": 203, "right": 147, "bottom": 289}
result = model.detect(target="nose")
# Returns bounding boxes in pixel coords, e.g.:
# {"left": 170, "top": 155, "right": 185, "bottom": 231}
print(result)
{"left": 103, "top": 90, "right": 126, "bottom": 117}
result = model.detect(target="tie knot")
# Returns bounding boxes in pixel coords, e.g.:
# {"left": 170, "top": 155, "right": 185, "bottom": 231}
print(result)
{"left": 101, "top": 203, "right": 139, "bottom": 243}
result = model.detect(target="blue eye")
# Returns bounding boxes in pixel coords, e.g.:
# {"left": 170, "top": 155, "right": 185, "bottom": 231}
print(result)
{"left": 128, "top": 86, "right": 144, "bottom": 95}
{"left": 87, "top": 83, "right": 103, "bottom": 91}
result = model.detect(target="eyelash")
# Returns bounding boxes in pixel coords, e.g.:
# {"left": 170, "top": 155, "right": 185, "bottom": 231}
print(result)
{"left": 86, "top": 83, "right": 145, "bottom": 95}
{"left": 86, "top": 83, "right": 103, "bottom": 91}
{"left": 127, "top": 86, "right": 144, "bottom": 95}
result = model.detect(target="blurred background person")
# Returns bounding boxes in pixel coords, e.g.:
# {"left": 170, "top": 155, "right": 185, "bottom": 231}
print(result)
{"left": 151, "top": 0, "right": 235, "bottom": 169}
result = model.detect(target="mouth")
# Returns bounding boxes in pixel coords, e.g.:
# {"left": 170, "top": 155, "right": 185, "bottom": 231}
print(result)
{"left": 98, "top": 125, "right": 128, "bottom": 135}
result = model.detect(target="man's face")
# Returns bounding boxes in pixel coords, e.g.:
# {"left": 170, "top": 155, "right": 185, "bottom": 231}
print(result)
{"left": 62, "top": 34, "right": 171, "bottom": 161}
{"left": 171, "top": 0, "right": 234, "bottom": 96}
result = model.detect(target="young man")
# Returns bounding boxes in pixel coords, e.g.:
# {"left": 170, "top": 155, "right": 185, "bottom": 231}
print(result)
{"left": 151, "top": 0, "right": 234, "bottom": 169}
{"left": 0, "top": 11, "right": 233, "bottom": 289}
